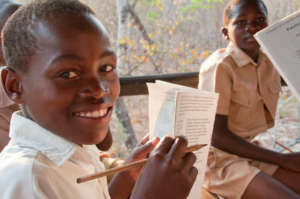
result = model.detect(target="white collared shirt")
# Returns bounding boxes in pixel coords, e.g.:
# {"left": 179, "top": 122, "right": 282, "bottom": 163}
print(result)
{"left": 0, "top": 111, "right": 111, "bottom": 199}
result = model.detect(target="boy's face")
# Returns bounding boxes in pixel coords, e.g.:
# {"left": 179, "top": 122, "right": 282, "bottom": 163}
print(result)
{"left": 222, "top": 2, "right": 268, "bottom": 56}
{"left": 16, "top": 13, "right": 120, "bottom": 145}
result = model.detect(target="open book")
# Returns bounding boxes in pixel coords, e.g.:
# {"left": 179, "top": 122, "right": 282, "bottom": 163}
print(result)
{"left": 254, "top": 10, "right": 300, "bottom": 102}
{"left": 147, "top": 80, "right": 219, "bottom": 198}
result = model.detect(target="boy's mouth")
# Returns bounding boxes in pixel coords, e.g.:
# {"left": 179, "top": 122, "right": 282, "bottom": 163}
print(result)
{"left": 244, "top": 35, "right": 256, "bottom": 42}
{"left": 74, "top": 107, "right": 112, "bottom": 119}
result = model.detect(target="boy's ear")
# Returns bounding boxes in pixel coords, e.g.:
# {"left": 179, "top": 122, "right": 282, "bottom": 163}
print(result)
{"left": 2, "top": 68, "right": 23, "bottom": 104}
{"left": 221, "top": 27, "right": 229, "bottom": 40}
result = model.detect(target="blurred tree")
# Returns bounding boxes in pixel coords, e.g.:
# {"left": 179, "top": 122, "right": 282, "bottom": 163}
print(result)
{"left": 116, "top": 0, "right": 137, "bottom": 150}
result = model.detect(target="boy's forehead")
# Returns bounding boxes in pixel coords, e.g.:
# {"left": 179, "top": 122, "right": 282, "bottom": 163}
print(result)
{"left": 26, "top": 12, "right": 114, "bottom": 70}
{"left": 32, "top": 13, "right": 110, "bottom": 47}
{"left": 40, "top": 13, "right": 106, "bottom": 34}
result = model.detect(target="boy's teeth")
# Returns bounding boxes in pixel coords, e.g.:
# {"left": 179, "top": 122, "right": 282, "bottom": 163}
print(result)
{"left": 78, "top": 109, "right": 108, "bottom": 118}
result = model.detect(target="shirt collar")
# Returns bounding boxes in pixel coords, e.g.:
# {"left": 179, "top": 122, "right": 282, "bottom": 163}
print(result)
{"left": 226, "top": 42, "right": 258, "bottom": 68}
{"left": 9, "top": 111, "right": 78, "bottom": 167}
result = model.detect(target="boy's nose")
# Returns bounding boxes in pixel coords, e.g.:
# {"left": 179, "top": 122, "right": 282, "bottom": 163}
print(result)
{"left": 245, "top": 21, "right": 260, "bottom": 33}
{"left": 79, "top": 78, "right": 109, "bottom": 99}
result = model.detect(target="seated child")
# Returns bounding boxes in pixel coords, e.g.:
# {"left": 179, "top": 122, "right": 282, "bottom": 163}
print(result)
{"left": 0, "top": 0, "right": 198, "bottom": 198}
{"left": 198, "top": 0, "right": 300, "bottom": 198}
{"left": 0, "top": 0, "right": 22, "bottom": 151}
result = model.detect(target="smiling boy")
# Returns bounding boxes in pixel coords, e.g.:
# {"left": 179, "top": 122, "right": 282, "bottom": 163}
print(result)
{"left": 199, "top": 0, "right": 300, "bottom": 198}
{"left": 0, "top": 0, "right": 198, "bottom": 198}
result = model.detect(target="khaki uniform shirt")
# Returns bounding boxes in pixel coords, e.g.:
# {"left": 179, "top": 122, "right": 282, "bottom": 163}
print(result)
{"left": 0, "top": 111, "right": 110, "bottom": 199}
{"left": 198, "top": 43, "right": 280, "bottom": 199}
{"left": 199, "top": 42, "right": 280, "bottom": 139}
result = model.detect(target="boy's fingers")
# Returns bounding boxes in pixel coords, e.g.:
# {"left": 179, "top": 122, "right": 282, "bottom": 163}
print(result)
{"left": 168, "top": 136, "right": 188, "bottom": 159}
{"left": 189, "top": 166, "right": 198, "bottom": 184}
{"left": 153, "top": 136, "right": 175, "bottom": 154}
{"left": 138, "top": 134, "right": 150, "bottom": 146}
{"left": 182, "top": 152, "right": 197, "bottom": 172}
{"left": 133, "top": 137, "right": 159, "bottom": 159}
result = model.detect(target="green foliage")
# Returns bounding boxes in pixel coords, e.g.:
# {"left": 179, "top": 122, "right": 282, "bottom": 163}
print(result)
{"left": 140, "top": 0, "right": 160, "bottom": 6}
{"left": 148, "top": 11, "right": 162, "bottom": 21}
{"left": 182, "top": 0, "right": 223, "bottom": 13}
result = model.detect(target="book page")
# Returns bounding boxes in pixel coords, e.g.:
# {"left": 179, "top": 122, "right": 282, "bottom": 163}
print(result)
{"left": 147, "top": 81, "right": 218, "bottom": 199}
{"left": 174, "top": 91, "right": 218, "bottom": 198}
{"left": 254, "top": 10, "right": 300, "bottom": 101}
{"left": 147, "top": 83, "right": 177, "bottom": 138}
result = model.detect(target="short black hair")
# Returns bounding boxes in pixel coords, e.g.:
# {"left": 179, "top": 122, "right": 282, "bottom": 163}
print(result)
{"left": 2, "top": 0, "right": 95, "bottom": 72}
{"left": 223, "top": 0, "right": 268, "bottom": 26}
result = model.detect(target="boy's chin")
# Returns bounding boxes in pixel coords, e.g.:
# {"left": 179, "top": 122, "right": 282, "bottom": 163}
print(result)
{"left": 76, "top": 131, "right": 109, "bottom": 146}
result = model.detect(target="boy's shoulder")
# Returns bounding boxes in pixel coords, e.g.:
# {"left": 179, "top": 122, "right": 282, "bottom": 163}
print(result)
{"left": 0, "top": 145, "right": 38, "bottom": 197}
{"left": 200, "top": 48, "right": 232, "bottom": 72}
{"left": 0, "top": 143, "right": 68, "bottom": 198}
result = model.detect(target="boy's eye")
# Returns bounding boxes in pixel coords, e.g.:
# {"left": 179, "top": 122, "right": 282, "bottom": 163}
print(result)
{"left": 99, "top": 65, "right": 115, "bottom": 72}
{"left": 59, "top": 71, "right": 79, "bottom": 79}
{"left": 256, "top": 17, "right": 266, "bottom": 23}
{"left": 236, "top": 20, "right": 247, "bottom": 27}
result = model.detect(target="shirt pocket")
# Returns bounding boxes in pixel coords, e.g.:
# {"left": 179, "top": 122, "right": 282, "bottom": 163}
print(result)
{"left": 231, "top": 83, "right": 259, "bottom": 108}
{"left": 230, "top": 83, "right": 260, "bottom": 125}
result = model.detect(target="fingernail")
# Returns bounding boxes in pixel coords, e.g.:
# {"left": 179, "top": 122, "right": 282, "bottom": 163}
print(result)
{"left": 152, "top": 137, "right": 160, "bottom": 144}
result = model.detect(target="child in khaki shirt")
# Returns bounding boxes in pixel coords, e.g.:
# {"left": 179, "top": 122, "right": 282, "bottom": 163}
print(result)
{"left": 199, "top": 0, "right": 300, "bottom": 198}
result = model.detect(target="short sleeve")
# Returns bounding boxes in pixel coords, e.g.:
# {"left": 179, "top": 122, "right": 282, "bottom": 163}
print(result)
{"left": 214, "top": 63, "right": 232, "bottom": 115}
{"left": 199, "top": 62, "right": 232, "bottom": 115}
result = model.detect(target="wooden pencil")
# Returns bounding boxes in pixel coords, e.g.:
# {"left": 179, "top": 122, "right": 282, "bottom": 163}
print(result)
{"left": 77, "top": 144, "right": 207, "bottom": 184}
{"left": 275, "top": 141, "right": 293, "bottom": 153}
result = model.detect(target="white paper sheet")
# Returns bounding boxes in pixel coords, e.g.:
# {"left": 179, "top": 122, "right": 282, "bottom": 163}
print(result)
{"left": 255, "top": 10, "right": 300, "bottom": 102}
{"left": 147, "top": 81, "right": 218, "bottom": 199}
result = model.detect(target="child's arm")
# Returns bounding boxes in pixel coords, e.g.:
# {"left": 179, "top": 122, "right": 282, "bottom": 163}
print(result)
{"left": 129, "top": 136, "right": 197, "bottom": 199}
{"left": 213, "top": 114, "right": 300, "bottom": 172}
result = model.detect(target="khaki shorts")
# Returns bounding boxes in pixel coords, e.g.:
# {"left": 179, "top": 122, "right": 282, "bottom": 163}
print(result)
{"left": 203, "top": 147, "right": 278, "bottom": 199}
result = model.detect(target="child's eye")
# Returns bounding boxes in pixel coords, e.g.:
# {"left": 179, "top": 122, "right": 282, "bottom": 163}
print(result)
{"left": 256, "top": 17, "right": 266, "bottom": 23}
{"left": 59, "top": 71, "right": 79, "bottom": 79}
{"left": 236, "top": 20, "right": 247, "bottom": 27}
{"left": 99, "top": 65, "right": 115, "bottom": 72}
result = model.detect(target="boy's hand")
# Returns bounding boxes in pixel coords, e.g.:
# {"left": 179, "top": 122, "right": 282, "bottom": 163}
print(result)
{"left": 130, "top": 136, "right": 198, "bottom": 199}
{"left": 124, "top": 135, "right": 160, "bottom": 181}
{"left": 108, "top": 135, "right": 159, "bottom": 199}
{"left": 278, "top": 153, "right": 300, "bottom": 172}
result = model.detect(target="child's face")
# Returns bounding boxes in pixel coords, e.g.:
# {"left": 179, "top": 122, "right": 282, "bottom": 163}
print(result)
{"left": 17, "top": 13, "right": 120, "bottom": 145}
{"left": 223, "top": 2, "right": 268, "bottom": 56}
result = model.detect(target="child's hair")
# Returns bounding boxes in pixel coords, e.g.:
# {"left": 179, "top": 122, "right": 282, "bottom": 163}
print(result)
{"left": 223, "top": 0, "right": 268, "bottom": 26}
{"left": 2, "top": 0, "right": 95, "bottom": 72}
